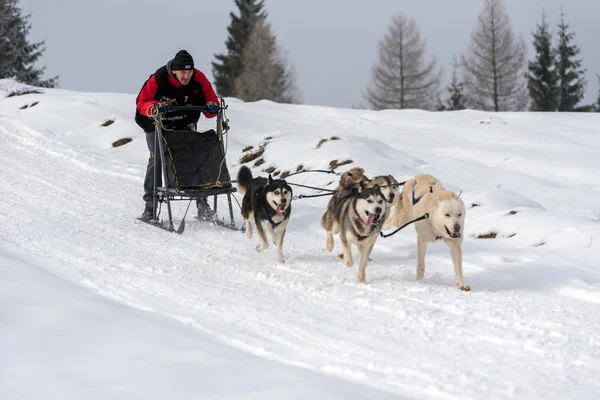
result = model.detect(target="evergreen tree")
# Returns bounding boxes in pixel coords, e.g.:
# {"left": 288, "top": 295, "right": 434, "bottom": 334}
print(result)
{"left": 233, "top": 21, "right": 301, "bottom": 103}
{"left": 527, "top": 11, "right": 558, "bottom": 111}
{"left": 555, "top": 10, "right": 586, "bottom": 111}
{"left": 0, "top": 0, "right": 57, "bottom": 87}
{"left": 211, "top": 0, "right": 266, "bottom": 97}
{"left": 445, "top": 57, "right": 466, "bottom": 110}
{"left": 364, "top": 12, "right": 442, "bottom": 110}
{"left": 461, "top": 0, "right": 528, "bottom": 111}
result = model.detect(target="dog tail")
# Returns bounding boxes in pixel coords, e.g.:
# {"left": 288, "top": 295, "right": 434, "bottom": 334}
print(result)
{"left": 236, "top": 165, "right": 253, "bottom": 196}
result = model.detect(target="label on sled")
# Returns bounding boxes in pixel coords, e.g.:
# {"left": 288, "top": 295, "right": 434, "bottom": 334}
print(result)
{"left": 162, "top": 130, "right": 232, "bottom": 188}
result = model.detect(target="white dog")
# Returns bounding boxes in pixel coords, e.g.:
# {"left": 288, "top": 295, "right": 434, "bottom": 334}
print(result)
{"left": 383, "top": 174, "right": 470, "bottom": 291}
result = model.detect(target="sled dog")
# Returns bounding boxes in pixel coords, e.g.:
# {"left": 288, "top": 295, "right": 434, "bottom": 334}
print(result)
{"left": 321, "top": 184, "right": 388, "bottom": 283}
{"left": 324, "top": 169, "right": 400, "bottom": 263}
{"left": 237, "top": 166, "right": 293, "bottom": 263}
{"left": 335, "top": 167, "right": 370, "bottom": 191}
{"left": 322, "top": 167, "right": 371, "bottom": 244}
{"left": 383, "top": 174, "right": 470, "bottom": 291}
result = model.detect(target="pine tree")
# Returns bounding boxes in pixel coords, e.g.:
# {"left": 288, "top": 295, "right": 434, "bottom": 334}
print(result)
{"left": 461, "top": 0, "right": 528, "bottom": 111}
{"left": 233, "top": 21, "right": 301, "bottom": 103}
{"left": 445, "top": 57, "right": 466, "bottom": 110}
{"left": 0, "top": 0, "right": 57, "bottom": 87}
{"left": 527, "top": 11, "right": 558, "bottom": 111}
{"left": 555, "top": 10, "right": 586, "bottom": 111}
{"left": 363, "top": 12, "right": 442, "bottom": 110}
{"left": 211, "top": 0, "right": 266, "bottom": 97}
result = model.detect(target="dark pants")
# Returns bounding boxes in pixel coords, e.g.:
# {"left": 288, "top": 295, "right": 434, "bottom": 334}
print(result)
{"left": 143, "top": 131, "right": 159, "bottom": 203}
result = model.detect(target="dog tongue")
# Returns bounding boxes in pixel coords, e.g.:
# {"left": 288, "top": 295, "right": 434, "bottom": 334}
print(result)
{"left": 367, "top": 214, "right": 375, "bottom": 226}
{"left": 277, "top": 204, "right": 284, "bottom": 212}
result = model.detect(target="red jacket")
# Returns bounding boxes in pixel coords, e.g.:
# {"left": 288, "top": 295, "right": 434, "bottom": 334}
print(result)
{"left": 135, "top": 66, "right": 219, "bottom": 132}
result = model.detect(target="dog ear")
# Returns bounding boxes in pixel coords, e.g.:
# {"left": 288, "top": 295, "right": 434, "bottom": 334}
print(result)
{"left": 268, "top": 174, "right": 273, "bottom": 184}
{"left": 359, "top": 180, "right": 369, "bottom": 192}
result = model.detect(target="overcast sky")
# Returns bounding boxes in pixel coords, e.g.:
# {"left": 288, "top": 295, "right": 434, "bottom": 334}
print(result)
{"left": 19, "top": 0, "right": 600, "bottom": 108}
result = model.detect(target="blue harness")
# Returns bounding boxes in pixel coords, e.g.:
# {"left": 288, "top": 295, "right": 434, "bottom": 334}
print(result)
{"left": 411, "top": 185, "right": 441, "bottom": 240}
{"left": 264, "top": 207, "right": 284, "bottom": 228}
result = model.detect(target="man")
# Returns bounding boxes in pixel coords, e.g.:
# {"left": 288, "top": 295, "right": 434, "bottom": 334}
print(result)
{"left": 135, "top": 49, "right": 220, "bottom": 221}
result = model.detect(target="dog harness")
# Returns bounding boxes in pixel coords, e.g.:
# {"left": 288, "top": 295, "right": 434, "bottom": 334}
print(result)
{"left": 411, "top": 184, "right": 433, "bottom": 205}
{"left": 264, "top": 207, "right": 284, "bottom": 228}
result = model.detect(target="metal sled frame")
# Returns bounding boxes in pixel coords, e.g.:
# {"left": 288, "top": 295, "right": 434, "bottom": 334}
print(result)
{"left": 142, "top": 99, "right": 240, "bottom": 234}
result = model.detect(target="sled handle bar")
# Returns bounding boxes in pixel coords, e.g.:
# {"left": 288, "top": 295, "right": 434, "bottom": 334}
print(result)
{"left": 161, "top": 105, "right": 223, "bottom": 114}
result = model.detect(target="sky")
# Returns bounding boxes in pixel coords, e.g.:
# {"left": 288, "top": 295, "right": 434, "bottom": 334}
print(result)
{"left": 18, "top": 0, "right": 600, "bottom": 108}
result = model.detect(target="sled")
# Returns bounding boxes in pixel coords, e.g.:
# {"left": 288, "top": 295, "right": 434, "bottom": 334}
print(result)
{"left": 138, "top": 98, "right": 244, "bottom": 234}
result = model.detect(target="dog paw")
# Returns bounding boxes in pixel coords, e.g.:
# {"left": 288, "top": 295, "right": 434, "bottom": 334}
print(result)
{"left": 357, "top": 274, "right": 366, "bottom": 283}
{"left": 457, "top": 283, "right": 471, "bottom": 292}
{"left": 337, "top": 253, "right": 353, "bottom": 267}
{"left": 277, "top": 257, "right": 286, "bottom": 264}
{"left": 255, "top": 244, "right": 268, "bottom": 252}
{"left": 416, "top": 268, "right": 425, "bottom": 279}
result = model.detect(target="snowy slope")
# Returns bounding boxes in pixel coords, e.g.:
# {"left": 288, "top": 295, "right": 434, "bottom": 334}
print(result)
{"left": 1, "top": 244, "right": 397, "bottom": 400}
{"left": 1, "top": 79, "right": 600, "bottom": 399}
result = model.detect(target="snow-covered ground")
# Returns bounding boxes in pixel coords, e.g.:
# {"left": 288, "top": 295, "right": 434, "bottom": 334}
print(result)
{"left": 1, "top": 79, "right": 599, "bottom": 399}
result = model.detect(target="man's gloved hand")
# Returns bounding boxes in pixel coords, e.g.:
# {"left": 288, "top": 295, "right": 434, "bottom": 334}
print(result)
{"left": 153, "top": 101, "right": 169, "bottom": 115}
{"left": 206, "top": 102, "right": 219, "bottom": 114}
{"left": 222, "top": 120, "right": 229, "bottom": 131}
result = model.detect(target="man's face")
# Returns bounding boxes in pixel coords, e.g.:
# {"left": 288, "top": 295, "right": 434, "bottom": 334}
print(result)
{"left": 173, "top": 69, "right": 193, "bottom": 85}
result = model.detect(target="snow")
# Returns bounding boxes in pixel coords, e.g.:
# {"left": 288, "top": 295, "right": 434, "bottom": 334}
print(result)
{"left": 1, "top": 78, "right": 600, "bottom": 399}
{"left": 1, "top": 244, "right": 395, "bottom": 400}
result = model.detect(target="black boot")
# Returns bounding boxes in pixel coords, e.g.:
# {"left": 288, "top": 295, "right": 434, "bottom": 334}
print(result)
{"left": 140, "top": 201, "right": 155, "bottom": 221}
{"left": 196, "top": 197, "right": 217, "bottom": 221}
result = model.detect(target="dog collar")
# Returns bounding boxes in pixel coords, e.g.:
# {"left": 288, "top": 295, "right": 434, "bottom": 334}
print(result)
{"left": 350, "top": 217, "right": 373, "bottom": 242}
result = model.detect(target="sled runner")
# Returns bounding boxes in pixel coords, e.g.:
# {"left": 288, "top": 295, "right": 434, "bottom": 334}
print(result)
{"left": 138, "top": 98, "right": 243, "bottom": 234}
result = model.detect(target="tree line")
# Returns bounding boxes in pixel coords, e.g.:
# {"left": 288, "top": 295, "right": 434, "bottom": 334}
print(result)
{"left": 2, "top": 0, "right": 598, "bottom": 112}
{"left": 365, "top": 0, "right": 593, "bottom": 112}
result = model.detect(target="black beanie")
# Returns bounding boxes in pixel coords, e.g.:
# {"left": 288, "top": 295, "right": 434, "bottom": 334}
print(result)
{"left": 171, "top": 50, "right": 194, "bottom": 71}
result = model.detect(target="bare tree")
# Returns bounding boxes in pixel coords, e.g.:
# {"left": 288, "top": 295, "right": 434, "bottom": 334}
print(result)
{"left": 461, "top": 0, "right": 528, "bottom": 111}
{"left": 363, "top": 12, "right": 442, "bottom": 110}
{"left": 233, "top": 21, "right": 301, "bottom": 104}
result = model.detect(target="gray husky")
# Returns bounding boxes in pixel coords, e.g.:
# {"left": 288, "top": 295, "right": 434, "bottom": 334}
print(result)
{"left": 320, "top": 185, "right": 388, "bottom": 283}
